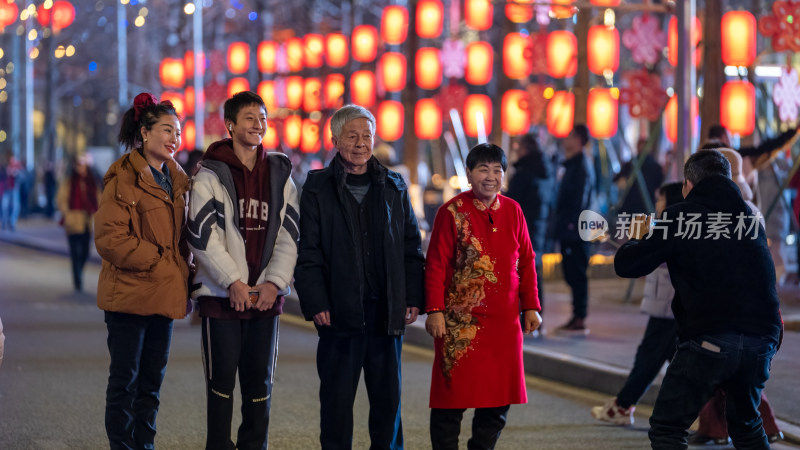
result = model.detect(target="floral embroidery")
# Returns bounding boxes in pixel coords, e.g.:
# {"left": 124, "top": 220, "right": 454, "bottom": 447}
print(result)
{"left": 472, "top": 198, "right": 501, "bottom": 211}
{"left": 441, "top": 201, "right": 497, "bottom": 379}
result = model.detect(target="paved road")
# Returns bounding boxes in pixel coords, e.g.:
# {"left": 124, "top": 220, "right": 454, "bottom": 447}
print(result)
{"left": 1, "top": 243, "right": 797, "bottom": 449}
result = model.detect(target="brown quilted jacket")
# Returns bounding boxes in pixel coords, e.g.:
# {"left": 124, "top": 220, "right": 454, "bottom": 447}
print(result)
{"left": 94, "top": 150, "right": 191, "bottom": 319}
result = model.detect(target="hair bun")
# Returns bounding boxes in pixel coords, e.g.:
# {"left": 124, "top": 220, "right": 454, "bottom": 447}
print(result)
{"left": 133, "top": 92, "right": 158, "bottom": 121}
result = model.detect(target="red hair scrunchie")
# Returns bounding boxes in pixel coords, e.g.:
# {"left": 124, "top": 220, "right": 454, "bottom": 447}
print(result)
{"left": 133, "top": 92, "right": 158, "bottom": 121}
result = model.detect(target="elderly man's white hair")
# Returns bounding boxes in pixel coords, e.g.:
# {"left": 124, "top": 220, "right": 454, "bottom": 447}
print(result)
{"left": 330, "top": 104, "right": 376, "bottom": 139}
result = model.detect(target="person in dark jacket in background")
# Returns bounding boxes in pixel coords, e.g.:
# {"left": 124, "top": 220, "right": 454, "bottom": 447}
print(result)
{"left": 554, "top": 124, "right": 595, "bottom": 334}
{"left": 294, "top": 104, "right": 425, "bottom": 450}
{"left": 615, "top": 150, "right": 782, "bottom": 449}
{"left": 614, "top": 138, "right": 664, "bottom": 215}
{"left": 506, "top": 133, "right": 554, "bottom": 334}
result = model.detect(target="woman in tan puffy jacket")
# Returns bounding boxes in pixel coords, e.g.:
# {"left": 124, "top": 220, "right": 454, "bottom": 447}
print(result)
{"left": 56, "top": 155, "right": 100, "bottom": 292}
{"left": 94, "top": 92, "right": 190, "bottom": 449}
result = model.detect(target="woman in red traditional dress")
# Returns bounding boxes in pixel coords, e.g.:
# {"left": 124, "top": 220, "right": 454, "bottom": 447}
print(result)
{"left": 425, "top": 143, "right": 542, "bottom": 449}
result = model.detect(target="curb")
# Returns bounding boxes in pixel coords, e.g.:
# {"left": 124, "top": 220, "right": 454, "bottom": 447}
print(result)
{"left": 0, "top": 232, "right": 103, "bottom": 265}
{"left": 5, "top": 234, "right": 799, "bottom": 444}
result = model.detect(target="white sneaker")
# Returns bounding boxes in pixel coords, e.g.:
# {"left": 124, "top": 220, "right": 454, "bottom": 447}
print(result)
{"left": 591, "top": 398, "right": 634, "bottom": 426}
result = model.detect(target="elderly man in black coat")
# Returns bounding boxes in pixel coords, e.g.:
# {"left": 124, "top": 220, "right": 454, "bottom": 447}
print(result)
{"left": 615, "top": 150, "right": 782, "bottom": 449}
{"left": 294, "top": 104, "right": 425, "bottom": 450}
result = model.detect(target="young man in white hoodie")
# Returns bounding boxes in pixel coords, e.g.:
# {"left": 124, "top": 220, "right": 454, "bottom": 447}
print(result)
{"left": 187, "top": 91, "right": 299, "bottom": 450}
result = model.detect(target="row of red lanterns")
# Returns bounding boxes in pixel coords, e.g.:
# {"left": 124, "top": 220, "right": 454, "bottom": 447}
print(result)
{"left": 164, "top": 81, "right": 753, "bottom": 149}
{"left": 466, "top": 0, "right": 621, "bottom": 29}
{"left": 0, "top": 1, "right": 75, "bottom": 30}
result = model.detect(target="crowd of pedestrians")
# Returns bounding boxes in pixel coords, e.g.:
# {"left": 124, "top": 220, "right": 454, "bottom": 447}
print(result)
{"left": 3, "top": 87, "right": 793, "bottom": 449}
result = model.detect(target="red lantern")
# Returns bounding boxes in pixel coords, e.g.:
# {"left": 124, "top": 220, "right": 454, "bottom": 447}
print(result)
{"left": 161, "top": 92, "right": 185, "bottom": 118}
{"left": 325, "top": 34, "right": 349, "bottom": 68}
{"left": 257, "top": 41, "right": 277, "bottom": 73}
{"left": 417, "top": 0, "right": 444, "bottom": 39}
{"left": 466, "top": 41, "right": 493, "bottom": 85}
{"left": 721, "top": 81, "right": 755, "bottom": 136}
{"left": 382, "top": 6, "right": 409, "bottom": 45}
{"left": 352, "top": 25, "right": 378, "bottom": 63}
{"left": 506, "top": 0, "right": 533, "bottom": 24}
{"left": 722, "top": 11, "right": 756, "bottom": 67}
{"left": 377, "top": 101, "right": 404, "bottom": 142}
{"left": 587, "top": 26, "right": 619, "bottom": 75}
{"left": 547, "top": 31, "right": 578, "bottom": 78}
{"left": 590, "top": 0, "right": 620, "bottom": 5}
{"left": 184, "top": 51, "right": 194, "bottom": 79}
{"left": 324, "top": 74, "right": 346, "bottom": 109}
{"left": 257, "top": 81, "right": 278, "bottom": 112}
{"left": 668, "top": 16, "right": 702, "bottom": 67}
{"left": 587, "top": 89, "right": 618, "bottom": 138}
{"left": 664, "top": 95, "right": 700, "bottom": 143}
{"left": 502, "top": 90, "right": 530, "bottom": 136}
{"left": 304, "top": 78, "right": 322, "bottom": 113}
{"left": 546, "top": 91, "right": 575, "bottom": 138}
{"left": 160, "top": 58, "right": 186, "bottom": 89}
{"left": 286, "top": 38, "right": 304, "bottom": 72}
{"left": 304, "top": 34, "right": 325, "bottom": 69}
{"left": 324, "top": 117, "right": 334, "bottom": 150}
{"left": 464, "top": 94, "right": 492, "bottom": 138}
{"left": 0, "top": 2, "right": 19, "bottom": 30}
{"left": 351, "top": 71, "right": 376, "bottom": 108}
{"left": 284, "top": 115, "right": 302, "bottom": 148}
{"left": 550, "top": 0, "right": 576, "bottom": 19}
{"left": 301, "top": 119, "right": 321, "bottom": 153}
{"left": 227, "top": 42, "right": 250, "bottom": 74}
{"left": 285, "top": 76, "right": 304, "bottom": 110}
{"left": 379, "top": 53, "right": 407, "bottom": 92}
{"left": 415, "top": 99, "right": 442, "bottom": 140}
{"left": 263, "top": 121, "right": 279, "bottom": 148}
{"left": 185, "top": 87, "right": 195, "bottom": 113}
{"left": 36, "top": 1, "right": 75, "bottom": 30}
{"left": 227, "top": 78, "right": 250, "bottom": 98}
{"left": 504, "top": 33, "right": 531, "bottom": 80}
{"left": 465, "top": 0, "right": 493, "bottom": 30}
{"left": 183, "top": 120, "right": 196, "bottom": 150}
{"left": 415, "top": 48, "right": 442, "bottom": 90}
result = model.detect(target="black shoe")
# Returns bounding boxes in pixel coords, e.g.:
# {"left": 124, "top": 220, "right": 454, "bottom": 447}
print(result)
{"left": 556, "top": 317, "right": 589, "bottom": 335}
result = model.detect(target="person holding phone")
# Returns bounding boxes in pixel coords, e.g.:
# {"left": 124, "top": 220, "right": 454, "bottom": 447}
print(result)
{"left": 187, "top": 91, "right": 299, "bottom": 449}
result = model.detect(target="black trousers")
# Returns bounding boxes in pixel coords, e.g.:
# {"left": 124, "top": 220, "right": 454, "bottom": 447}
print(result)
{"left": 67, "top": 232, "right": 91, "bottom": 291}
{"left": 104, "top": 312, "right": 173, "bottom": 450}
{"left": 430, "top": 405, "right": 511, "bottom": 450}
{"left": 201, "top": 316, "right": 279, "bottom": 450}
{"left": 560, "top": 239, "right": 590, "bottom": 319}
{"left": 317, "top": 329, "right": 404, "bottom": 450}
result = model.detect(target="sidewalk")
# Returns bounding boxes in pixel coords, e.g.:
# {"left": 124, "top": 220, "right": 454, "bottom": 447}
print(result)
{"left": 3, "top": 217, "right": 799, "bottom": 443}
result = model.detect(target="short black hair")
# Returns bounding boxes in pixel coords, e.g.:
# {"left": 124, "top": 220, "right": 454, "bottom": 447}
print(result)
{"left": 518, "top": 133, "right": 542, "bottom": 155}
{"left": 708, "top": 124, "right": 728, "bottom": 141}
{"left": 658, "top": 181, "right": 684, "bottom": 208}
{"left": 684, "top": 150, "right": 731, "bottom": 185}
{"left": 224, "top": 91, "right": 266, "bottom": 125}
{"left": 698, "top": 141, "right": 730, "bottom": 151}
{"left": 571, "top": 124, "right": 590, "bottom": 147}
{"left": 466, "top": 143, "right": 507, "bottom": 171}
